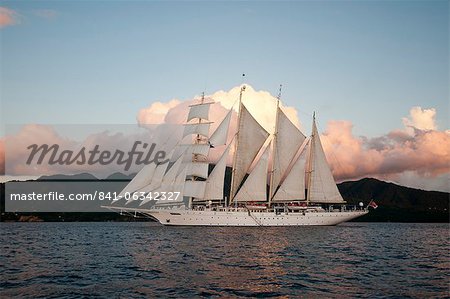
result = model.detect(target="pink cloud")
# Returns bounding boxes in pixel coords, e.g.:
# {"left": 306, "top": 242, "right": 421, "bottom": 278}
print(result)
{"left": 0, "top": 7, "right": 19, "bottom": 28}
{"left": 320, "top": 108, "right": 450, "bottom": 191}
{"left": 136, "top": 87, "right": 449, "bottom": 191}
{"left": 4, "top": 125, "right": 76, "bottom": 176}
{"left": 2, "top": 124, "right": 181, "bottom": 178}
{"left": 137, "top": 99, "right": 181, "bottom": 124}
{"left": 137, "top": 85, "right": 301, "bottom": 133}
{"left": 1, "top": 84, "right": 448, "bottom": 192}
{"left": 320, "top": 121, "right": 384, "bottom": 180}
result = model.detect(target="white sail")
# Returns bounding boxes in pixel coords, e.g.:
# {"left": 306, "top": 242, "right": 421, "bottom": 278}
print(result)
{"left": 173, "top": 165, "right": 187, "bottom": 195}
{"left": 308, "top": 118, "right": 345, "bottom": 203}
{"left": 209, "top": 109, "right": 232, "bottom": 147}
{"left": 173, "top": 144, "right": 210, "bottom": 162}
{"left": 232, "top": 103, "right": 270, "bottom": 199}
{"left": 123, "top": 148, "right": 176, "bottom": 205}
{"left": 186, "top": 161, "right": 209, "bottom": 179}
{"left": 271, "top": 107, "right": 306, "bottom": 198}
{"left": 185, "top": 180, "right": 207, "bottom": 199}
{"left": 139, "top": 158, "right": 182, "bottom": 206}
{"left": 171, "top": 142, "right": 189, "bottom": 162}
{"left": 184, "top": 144, "right": 210, "bottom": 157}
{"left": 234, "top": 141, "right": 270, "bottom": 202}
{"left": 187, "top": 102, "right": 212, "bottom": 122}
{"left": 183, "top": 122, "right": 211, "bottom": 138}
{"left": 272, "top": 138, "right": 309, "bottom": 201}
{"left": 152, "top": 165, "right": 187, "bottom": 206}
{"left": 162, "top": 158, "right": 184, "bottom": 187}
{"left": 135, "top": 162, "right": 169, "bottom": 194}
{"left": 203, "top": 142, "right": 232, "bottom": 200}
{"left": 118, "top": 162, "right": 156, "bottom": 202}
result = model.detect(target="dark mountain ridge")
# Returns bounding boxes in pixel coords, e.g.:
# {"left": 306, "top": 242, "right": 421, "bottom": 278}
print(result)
{"left": 1, "top": 174, "right": 448, "bottom": 222}
{"left": 338, "top": 177, "right": 448, "bottom": 222}
{"left": 338, "top": 177, "right": 448, "bottom": 210}
{"left": 36, "top": 172, "right": 137, "bottom": 181}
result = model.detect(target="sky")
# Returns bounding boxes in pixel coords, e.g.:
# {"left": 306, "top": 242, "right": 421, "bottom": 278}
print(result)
{"left": 0, "top": 1, "right": 449, "bottom": 191}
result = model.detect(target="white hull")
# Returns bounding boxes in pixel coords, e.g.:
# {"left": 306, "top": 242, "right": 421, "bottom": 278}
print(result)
{"left": 107, "top": 206, "right": 368, "bottom": 226}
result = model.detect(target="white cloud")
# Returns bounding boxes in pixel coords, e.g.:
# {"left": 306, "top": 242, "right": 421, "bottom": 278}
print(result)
{"left": 137, "top": 84, "right": 302, "bottom": 133}
{"left": 402, "top": 106, "right": 437, "bottom": 134}
{"left": 137, "top": 99, "right": 181, "bottom": 124}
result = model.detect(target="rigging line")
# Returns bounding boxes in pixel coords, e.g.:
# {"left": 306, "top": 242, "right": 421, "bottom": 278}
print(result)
{"left": 297, "top": 108, "right": 314, "bottom": 118}
{"left": 229, "top": 83, "right": 246, "bottom": 204}
{"left": 269, "top": 95, "right": 279, "bottom": 206}
{"left": 246, "top": 207, "right": 263, "bottom": 226}
{"left": 296, "top": 109, "right": 314, "bottom": 134}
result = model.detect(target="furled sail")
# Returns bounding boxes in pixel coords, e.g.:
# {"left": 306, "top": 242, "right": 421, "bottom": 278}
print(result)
{"left": 234, "top": 141, "right": 270, "bottom": 202}
{"left": 308, "top": 118, "right": 345, "bottom": 203}
{"left": 203, "top": 141, "right": 232, "bottom": 200}
{"left": 231, "top": 103, "right": 270, "bottom": 199}
{"left": 187, "top": 102, "right": 213, "bottom": 122}
{"left": 209, "top": 109, "right": 232, "bottom": 147}
{"left": 271, "top": 107, "right": 306, "bottom": 198}
{"left": 272, "top": 138, "right": 309, "bottom": 202}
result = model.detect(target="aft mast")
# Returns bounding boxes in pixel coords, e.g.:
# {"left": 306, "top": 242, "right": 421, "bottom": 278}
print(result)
{"left": 268, "top": 84, "right": 282, "bottom": 208}
{"left": 305, "top": 112, "right": 345, "bottom": 204}
{"left": 229, "top": 84, "right": 246, "bottom": 206}
{"left": 306, "top": 112, "right": 315, "bottom": 206}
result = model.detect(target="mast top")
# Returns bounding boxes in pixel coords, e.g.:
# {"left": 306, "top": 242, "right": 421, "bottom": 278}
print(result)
{"left": 239, "top": 84, "right": 246, "bottom": 104}
{"left": 240, "top": 73, "right": 246, "bottom": 92}
{"left": 311, "top": 112, "right": 317, "bottom": 136}
{"left": 277, "top": 84, "right": 283, "bottom": 101}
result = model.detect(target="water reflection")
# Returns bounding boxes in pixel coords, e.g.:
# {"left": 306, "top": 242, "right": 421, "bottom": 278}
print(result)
{"left": 1, "top": 223, "right": 449, "bottom": 298}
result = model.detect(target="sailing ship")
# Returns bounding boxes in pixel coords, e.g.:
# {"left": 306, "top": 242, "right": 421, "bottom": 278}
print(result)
{"left": 105, "top": 85, "right": 369, "bottom": 226}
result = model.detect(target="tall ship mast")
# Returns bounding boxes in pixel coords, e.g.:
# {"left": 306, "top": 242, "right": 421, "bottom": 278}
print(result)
{"left": 105, "top": 86, "right": 369, "bottom": 226}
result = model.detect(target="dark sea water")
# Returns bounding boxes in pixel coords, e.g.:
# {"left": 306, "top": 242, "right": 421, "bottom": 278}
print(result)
{"left": 1, "top": 222, "right": 449, "bottom": 298}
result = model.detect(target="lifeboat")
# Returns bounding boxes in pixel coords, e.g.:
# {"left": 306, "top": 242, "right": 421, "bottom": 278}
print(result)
{"left": 245, "top": 202, "right": 268, "bottom": 210}
{"left": 287, "top": 202, "right": 307, "bottom": 211}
